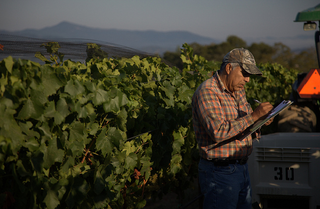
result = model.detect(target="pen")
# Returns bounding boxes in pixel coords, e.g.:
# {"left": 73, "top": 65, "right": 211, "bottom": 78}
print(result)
{"left": 254, "top": 99, "right": 261, "bottom": 104}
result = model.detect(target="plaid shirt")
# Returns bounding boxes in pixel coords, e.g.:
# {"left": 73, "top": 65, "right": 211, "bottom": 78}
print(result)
{"left": 192, "top": 71, "right": 255, "bottom": 160}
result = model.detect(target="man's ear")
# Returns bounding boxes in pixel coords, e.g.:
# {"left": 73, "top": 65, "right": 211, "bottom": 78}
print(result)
{"left": 225, "top": 63, "right": 232, "bottom": 75}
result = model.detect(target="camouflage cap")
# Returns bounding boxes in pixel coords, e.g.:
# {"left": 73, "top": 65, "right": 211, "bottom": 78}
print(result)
{"left": 222, "top": 48, "right": 262, "bottom": 75}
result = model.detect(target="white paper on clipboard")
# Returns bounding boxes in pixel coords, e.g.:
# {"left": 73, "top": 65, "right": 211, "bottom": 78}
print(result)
{"left": 239, "top": 100, "right": 293, "bottom": 140}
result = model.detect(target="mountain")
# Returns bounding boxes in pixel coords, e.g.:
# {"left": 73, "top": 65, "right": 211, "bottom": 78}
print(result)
{"left": 0, "top": 21, "right": 218, "bottom": 55}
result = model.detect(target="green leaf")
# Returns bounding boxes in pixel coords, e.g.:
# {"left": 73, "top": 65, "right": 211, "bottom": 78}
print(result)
{"left": 67, "top": 140, "right": 84, "bottom": 157}
{"left": 65, "top": 176, "right": 88, "bottom": 208}
{"left": 172, "top": 131, "right": 184, "bottom": 154}
{"left": 161, "top": 81, "right": 175, "bottom": 99}
{"left": 131, "top": 56, "right": 141, "bottom": 66}
{"left": 125, "top": 152, "right": 137, "bottom": 170}
{"left": 123, "top": 140, "right": 136, "bottom": 155}
{"left": 16, "top": 160, "right": 31, "bottom": 177}
{"left": 103, "top": 89, "right": 128, "bottom": 113}
{"left": 92, "top": 89, "right": 109, "bottom": 105}
{"left": 84, "top": 80, "right": 96, "bottom": 92}
{"left": 140, "top": 156, "right": 153, "bottom": 180}
{"left": 44, "top": 101, "right": 56, "bottom": 117}
{"left": 30, "top": 88, "right": 48, "bottom": 105}
{"left": 65, "top": 79, "right": 85, "bottom": 97}
{"left": 42, "top": 137, "right": 65, "bottom": 169}
{"left": 60, "top": 157, "right": 75, "bottom": 174}
{"left": 44, "top": 190, "right": 60, "bottom": 209}
{"left": 56, "top": 98, "right": 69, "bottom": 118}
{"left": 159, "top": 80, "right": 175, "bottom": 107}
{"left": 94, "top": 169, "right": 105, "bottom": 195}
{"left": 4, "top": 56, "right": 13, "bottom": 74}
{"left": 89, "top": 123, "right": 99, "bottom": 135}
{"left": 42, "top": 42, "right": 60, "bottom": 54}
{"left": 17, "top": 98, "right": 36, "bottom": 119}
{"left": 140, "top": 133, "right": 152, "bottom": 143}
{"left": 24, "top": 138, "right": 40, "bottom": 152}
{"left": 85, "top": 103, "right": 95, "bottom": 115}
{"left": 54, "top": 111, "right": 65, "bottom": 125}
{"left": 0, "top": 99, "right": 24, "bottom": 152}
{"left": 69, "top": 121, "right": 87, "bottom": 143}
{"left": 41, "top": 65, "right": 64, "bottom": 96}
{"left": 0, "top": 76, "right": 8, "bottom": 94}
{"left": 116, "top": 108, "right": 127, "bottom": 132}
{"left": 35, "top": 52, "right": 50, "bottom": 63}
{"left": 170, "top": 154, "right": 182, "bottom": 174}
{"left": 96, "top": 127, "right": 123, "bottom": 156}
{"left": 54, "top": 98, "right": 70, "bottom": 124}
{"left": 38, "top": 123, "right": 52, "bottom": 138}
{"left": 31, "top": 149, "right": 44, "bottom": 173}
{"left": 95, "top": 127, "right": 110, "bottom": 156}
{"left": 107, "top": 127, "right": 122, "bottom": 150}
{"left": 17, "top": 98, "right": 44, "bottom": 120}
{"left": 136, "top": 199, "right": 147, "bottom": 209}
{"left": 177, "top": 84, "right": 193, "bottom": 103}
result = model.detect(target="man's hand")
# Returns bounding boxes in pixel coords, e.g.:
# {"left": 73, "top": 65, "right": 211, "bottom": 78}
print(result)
{"left": 264, "top": 117, "right": 274, "bottom": 126}
{"left": 251, "top": 102, "right": 273, "bottom": 122}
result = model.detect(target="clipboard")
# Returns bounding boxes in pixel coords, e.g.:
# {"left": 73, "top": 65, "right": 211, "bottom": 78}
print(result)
{"left": 239, "top": 100, "right": 294, "bottom": 140}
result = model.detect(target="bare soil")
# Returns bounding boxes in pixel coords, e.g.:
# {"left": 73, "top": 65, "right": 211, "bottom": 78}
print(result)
{"left": 144, "top": 180, "right": 202, "bottom": 209}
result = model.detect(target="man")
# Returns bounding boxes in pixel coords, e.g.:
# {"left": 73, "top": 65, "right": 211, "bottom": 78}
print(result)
{"left": 192, "top": 48, "right": 273, "bottom": 209}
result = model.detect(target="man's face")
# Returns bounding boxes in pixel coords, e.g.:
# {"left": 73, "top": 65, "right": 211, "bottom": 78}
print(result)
{"left": 226, "top": 64, "right": 250, "bottom": 93}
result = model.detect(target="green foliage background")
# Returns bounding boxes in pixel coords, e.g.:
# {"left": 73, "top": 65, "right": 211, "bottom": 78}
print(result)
{"left": 0, "top": 43, "right": 298, "bottom": 208}
{"left": 164, "top": 35, "right": 317, "bottom": 73}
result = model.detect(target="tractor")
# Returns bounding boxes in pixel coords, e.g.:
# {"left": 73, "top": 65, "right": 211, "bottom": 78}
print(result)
{"left": 248, "top": 4, "right": 320, "bottom": 209}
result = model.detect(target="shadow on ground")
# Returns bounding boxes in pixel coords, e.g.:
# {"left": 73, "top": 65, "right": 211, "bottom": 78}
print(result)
{"left": 144, "top": 179, "right": 202, "bottom": 209}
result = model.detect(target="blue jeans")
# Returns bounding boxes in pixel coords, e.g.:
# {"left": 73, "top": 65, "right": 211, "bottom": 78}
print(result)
{"left": 198, "top": 158, "right": 252, "bottom": 209}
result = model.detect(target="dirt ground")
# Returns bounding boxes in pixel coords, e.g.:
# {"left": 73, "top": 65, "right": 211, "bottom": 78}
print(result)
{"left": 143, "top": 180, "right": 202, "bottom": 209}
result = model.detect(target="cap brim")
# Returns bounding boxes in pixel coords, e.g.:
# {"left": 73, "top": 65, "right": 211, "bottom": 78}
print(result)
{"left": 241, "top": 63, "right": 262, "bottom": 75}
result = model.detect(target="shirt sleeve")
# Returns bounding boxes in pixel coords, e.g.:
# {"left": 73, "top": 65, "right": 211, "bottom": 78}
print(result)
{"left": 194, "top": 87, "right": 254, "bottom": 143}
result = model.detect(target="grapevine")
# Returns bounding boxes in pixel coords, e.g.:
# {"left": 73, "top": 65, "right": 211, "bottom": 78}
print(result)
{"left": 0, "top": 43, "right": 298, "bottom": 208}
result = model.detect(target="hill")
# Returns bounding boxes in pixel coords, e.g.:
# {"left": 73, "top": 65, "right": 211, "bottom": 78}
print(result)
{"left": 0, "top": 21, "right": 218, "bottom": 55}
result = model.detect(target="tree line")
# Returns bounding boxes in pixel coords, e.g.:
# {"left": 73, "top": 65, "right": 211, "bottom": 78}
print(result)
{"left": 163, "top": 35, "right": 318, "bottom": 72}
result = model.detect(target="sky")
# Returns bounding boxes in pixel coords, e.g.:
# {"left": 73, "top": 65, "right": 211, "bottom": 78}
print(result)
{"left": 1, "top": 0, "right": 319, "bottom": 50}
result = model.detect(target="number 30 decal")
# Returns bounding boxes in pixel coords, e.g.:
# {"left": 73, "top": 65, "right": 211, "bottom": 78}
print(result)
{"left": 274, "top": 167, "right": 294, "bottom": 180}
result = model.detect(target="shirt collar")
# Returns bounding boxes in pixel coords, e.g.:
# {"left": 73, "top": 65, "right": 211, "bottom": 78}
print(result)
{"left": 214, "top": 71, "right": 229, "bottom": 93}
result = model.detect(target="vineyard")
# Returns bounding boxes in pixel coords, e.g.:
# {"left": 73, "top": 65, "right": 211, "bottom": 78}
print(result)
{"left": 0, "top": 43, "right": 298, "bottom": 208}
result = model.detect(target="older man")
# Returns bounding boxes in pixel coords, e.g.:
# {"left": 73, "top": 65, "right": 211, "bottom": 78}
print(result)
{"left": 192, "top": 48, "right": 273, "bottom": 209}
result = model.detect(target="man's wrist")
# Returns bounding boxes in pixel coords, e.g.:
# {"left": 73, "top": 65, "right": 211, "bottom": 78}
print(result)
{"left": 251, "top": 112, "right": 260, "bottom": 122}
